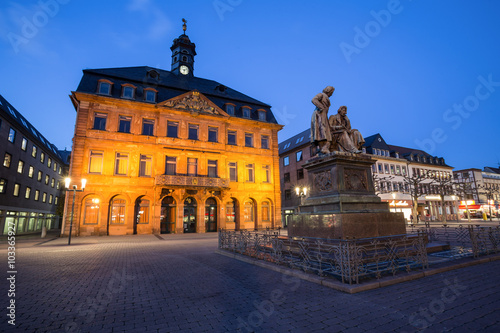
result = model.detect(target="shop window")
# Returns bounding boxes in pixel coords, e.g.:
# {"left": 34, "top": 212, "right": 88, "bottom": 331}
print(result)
{"left": 83, "top": 198, "right": 100, "bottom": 224}
{"left": 111, "top": 199, "right": 126, "bottom": 224}
{"left": 262, "top": 201, "right": 270, "bottom": 221}
{"left": 136, "top": 199, "right": 150, "bottom": 224}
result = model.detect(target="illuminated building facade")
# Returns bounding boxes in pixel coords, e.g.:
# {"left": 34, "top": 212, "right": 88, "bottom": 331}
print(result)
{"left": 0, "top": 94, "right": 67, "bottom": 235}
{"left": 62, "top": 29, "right": 282, "bottom": 236}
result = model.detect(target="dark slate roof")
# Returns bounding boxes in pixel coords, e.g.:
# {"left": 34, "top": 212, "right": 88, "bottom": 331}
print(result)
{"left": 279, "top": 128, "right": 310, "bottom": 155}
{"left": 0, "top": 94, "right": 64, "bottom": 160}
{"left": 76, "top": 66, "right": 278, "bottom": 124}
{"left": 484, "top": 166, "right": 500, "bottom": 174}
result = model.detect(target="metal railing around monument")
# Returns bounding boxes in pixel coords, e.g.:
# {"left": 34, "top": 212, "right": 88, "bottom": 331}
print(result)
{"left": 218, "top": 229, "right": 429, "bottom": 284}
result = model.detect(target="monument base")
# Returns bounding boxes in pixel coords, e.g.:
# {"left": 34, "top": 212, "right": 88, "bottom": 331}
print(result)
{"left": 289, "top": 212, "right": 407, "bottom": 239}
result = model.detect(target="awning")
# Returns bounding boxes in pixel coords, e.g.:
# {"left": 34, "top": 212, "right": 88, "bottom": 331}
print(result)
{"left": 458, "top": 205, "right": 481, "bottom": 210}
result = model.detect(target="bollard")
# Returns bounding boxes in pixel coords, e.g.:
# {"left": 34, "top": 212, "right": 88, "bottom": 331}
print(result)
{"left": 41, "top": 225, "right": 47, "bottom": 238}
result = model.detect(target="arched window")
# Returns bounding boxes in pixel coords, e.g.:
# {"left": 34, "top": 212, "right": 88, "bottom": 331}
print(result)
{"left": 83, "top": 198, "right": 100, "bottom": 224}
{"left": 136, "top": 199, "right": 150, "bottom": 224}
{"left": 244, "top": 200, "right": 254, "bottom": 222}
{"left": 111, "top": 198, "right": 126, "bottom": 224}
{"left": 261, "top": 201, "right": 270, "bottom": 222}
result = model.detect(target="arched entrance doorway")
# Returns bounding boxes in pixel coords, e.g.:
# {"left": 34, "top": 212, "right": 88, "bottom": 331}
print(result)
{"left": 160, "top": 196, "right": 176, "bottom": 234}
{"left": 183, "top": 197, "right": 197, "bottom": 233}
{"left": 134, "top": 197, "right": 150, "bottom": 234}
{"left": 205, "top": 197, "right": 217, "bottom": 232}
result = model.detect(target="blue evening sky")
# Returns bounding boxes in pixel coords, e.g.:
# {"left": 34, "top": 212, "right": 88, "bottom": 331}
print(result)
{"left": 1, "top": 0, "right": 499, "bottom": 171}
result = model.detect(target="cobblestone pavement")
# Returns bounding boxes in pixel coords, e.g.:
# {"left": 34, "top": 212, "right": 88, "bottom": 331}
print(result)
{"left": 1, "top": 234, "right": 499, "bottom": 333}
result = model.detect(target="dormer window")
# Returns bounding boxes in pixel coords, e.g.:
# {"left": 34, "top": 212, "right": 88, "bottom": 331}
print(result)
{"left": 225, "top": 104, "right": 235, "bottom": 115}
{"left": 98, "top": 80, "right": 112, "bottom": 95}
{"left": 242, "top": 107, "right": 251, "bottom": 118}
{"left": 144, "top": 89, "right": 157, "bottom": 103}
{"left": 395, "top": 152, "right": 399, "bottom": 158}
{"left": 121, "top": 84, "right": 136, "bottom": 99}
{"left": 146, "top": 70, "right": 160, "bottom": 80}
{"left": 258, "top": 109, "right": 266, "bottom": 121}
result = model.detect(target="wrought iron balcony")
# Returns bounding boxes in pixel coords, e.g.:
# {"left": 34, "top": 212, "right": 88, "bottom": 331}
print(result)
{"left": 155, "top": 174, "right": 230, "bottom": 188}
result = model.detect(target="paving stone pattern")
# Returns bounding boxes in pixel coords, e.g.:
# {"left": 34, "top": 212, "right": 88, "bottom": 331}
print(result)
{"left": 1, "top": 234, "right": 499, "bottom": 332}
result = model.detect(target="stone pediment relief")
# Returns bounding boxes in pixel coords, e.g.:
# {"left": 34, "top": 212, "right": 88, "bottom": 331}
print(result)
{"left": 158, "top": 91, "right": 228, "bottom": 116}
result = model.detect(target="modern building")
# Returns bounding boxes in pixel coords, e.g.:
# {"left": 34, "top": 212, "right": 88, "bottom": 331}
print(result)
{"left": 63, "top": 26, "right": 282, "bottom": 236}
{"left": 0, "top": 94, "right": 67, "bottom": 235}
{"left": 278, "top": 131, "right": 458, "bottom": 224}
{"left": 453, "top": 167, "right": 500, "bottom": 217}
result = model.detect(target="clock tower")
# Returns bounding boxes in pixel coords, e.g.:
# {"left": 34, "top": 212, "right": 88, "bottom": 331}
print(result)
{"left": 171, "top": 18, "right": 196, "bottom": 77}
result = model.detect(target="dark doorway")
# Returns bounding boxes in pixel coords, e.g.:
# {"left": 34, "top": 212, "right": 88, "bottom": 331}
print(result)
{"left": 205, "top": 197, "right": 217, "bottom": 232}
{"left": 160, "top": 196, "right": 176, "bottom": 234}
{"left": 183, "top": 197, "right": 197, "bottom": 233}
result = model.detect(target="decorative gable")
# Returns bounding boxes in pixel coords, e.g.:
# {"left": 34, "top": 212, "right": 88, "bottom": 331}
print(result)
{"left": 158, "top": 90, "right": 228, "bottom": 116}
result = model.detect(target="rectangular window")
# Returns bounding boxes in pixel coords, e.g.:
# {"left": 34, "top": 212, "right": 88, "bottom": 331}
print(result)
{"left": 297, "top": 168, "right": 304, "bottom": 180}
{"left": 384, "top": 164, "right": 390, "bottom": 174}
{"left": 258, "top": 110, "right": 266, "bottom": 121}
{"left": 208, "top": 127, "right": 218, "bottom": 143}
{"left": 243, "top": 108, "right": 251, "bottom": 118}
{"left": 13, "top": 183, "right": 20, "bottom": 197}
{"left": 165, "top": 156, "right": 177, "bottom": 175}
{"left": 167, "top": 121, "right": 178, "bottom": 138}
{"left": 118, "top": 116, "right": 132, "bottom": 133}
{"left": 48, "top": 158, "right": 52, "bottom": 168}
{"left": 3, "top": 153, "right": 12, "bottom": 168}
{"left": 17, "top": 160, "right": 24, "bottom": 174}
{"left": 188, "top": 124, "right": 199, "bottom": 140}
{"left": 0, "top": 179, "right": 6, "bottom": 194}
{"left": 122, "top": 86, "right": 134, "bottom": 99}
{"left": 42, "top": 192, "right": 46, "bottom": 202}
{"left": 37, "top": 171, "right": 42, "bottom": 181}
{"left": 32, "top": 145, "right": 37, "bottom": 158}
{"left": 115, "top": 152, "right": 129, "bottom": 175}
{"left": 40, "top": 152, "right": 45, "bottom": 164}
{"left": 378, "top": 164, "right": 383, "bottom": 173}
{"left": 187, "top": 158, "right": 198, "bottom": 176}
{"left": 245, "top": 133, "right": 253, "bottom": 147}
{"left": 145, "top": 90, "right": 156, "bottom": 102}
{"left": 396, "top": 165, "right": 401, "bottom": 175}
{"left": 246, "top": 163, "right": 254, "bottom": 182}
{"left": 372, "top": 164, "right": 377, "bottom": 174}
{"left": 139, "top": 154, "right": 152, "bottom": 177}
{"left": 21, "top": 138, "right": 28, "bottom": 151}
{"left": 34, "top": 190, "right": 40, "bottom": 201}
{"left": 89, "top": 151, "right": 104, "bottom": 174}
{"left": 208, "top": 160, "right": 218, "bottom": 177}
{"left": 45, "top": 175, "right": 49, "bottom": 185}
{"left": 261, "top": 135, "right": 269, "bottom": 149}
{"left": 226, "top": 104, "right": 235, "bottom": 115}
{"left": 53, "top": 162, "right": 57, "bottom": 172}
{"left": 8, "top": 128, "right": 16, "bottom": 143}
{"left": 284, "top": 172, "right": 290, "bottom": 183}
{"left": 402, "top": 166, "right": 407, "bottom": 176}
{"left": 49, "top": 194, "right": 53, "bottom": 204}
{"left": 93, "top": 113, "right": 107, "bottom": 130}
{"left": 142, "top": 119, "right": 155, "bottom": 136}
{"left": 296, "top": 151, "right": 303, "bottom": 162}
{"left": 98, "top": 82, "right": 111, "bottom": 95}
{"left": 227, "top": 130, "right": 237, "bottom": 145}
{"left": 390, "top": 165, "right": 395, "bottom": 175}
{"left": 25, "top": 187, "right": 31, "bottom": 199}
{"left": 285, "top": 189, "right": 292, "bottom": 200}
{"left": 229, "top": 162, "right": 237, "bottom": 182}
{"left": 283, "top": 156, "right": 289, "bottom": 166}
{"left": 51, "top": 178, "right": 55, "bottom": 188}
{"left": 263, "top": 165, "right": 271, "bottom": 183}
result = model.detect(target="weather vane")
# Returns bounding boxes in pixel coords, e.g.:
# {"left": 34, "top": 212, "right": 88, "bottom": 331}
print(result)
{"left": 182, "top": 18, "right": 187, "bottom": 34}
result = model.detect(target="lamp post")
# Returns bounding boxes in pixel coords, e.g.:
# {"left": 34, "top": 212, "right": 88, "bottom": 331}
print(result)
{"left": 65, "top": 177, "right": 86, "bottom": 245}
{"left": 295, "top": 186, "right": 308, "bottom": 213}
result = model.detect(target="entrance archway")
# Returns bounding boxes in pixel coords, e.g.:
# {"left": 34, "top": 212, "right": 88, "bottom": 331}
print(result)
{"left": 183, "top": 197, "right": 197, "bottom": 233}
{"left": 205, "top": 197, "right": 217, "bottom": 232}
{"left": 134, "top": 197, "right": 150, "bottom": 234}
{"left": 160, "top": 196, "right": 176, "bottom": 234}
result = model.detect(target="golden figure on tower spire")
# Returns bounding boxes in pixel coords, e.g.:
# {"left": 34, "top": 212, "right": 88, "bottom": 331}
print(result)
{"left": 182, "top": 18, "right": 187, "bottom": 34}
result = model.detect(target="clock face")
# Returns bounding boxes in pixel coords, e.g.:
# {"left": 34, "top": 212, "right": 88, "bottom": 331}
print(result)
{"left": 180, "top": 65, "right": 189, "bottom": 75}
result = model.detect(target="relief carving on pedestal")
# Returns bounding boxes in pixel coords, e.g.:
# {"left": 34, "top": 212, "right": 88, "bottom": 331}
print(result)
{"left": 314, "top": 170, "right": 333, "bottom": 192}
{"left": 344, "top": 168, "right": 368, "bottom": 191}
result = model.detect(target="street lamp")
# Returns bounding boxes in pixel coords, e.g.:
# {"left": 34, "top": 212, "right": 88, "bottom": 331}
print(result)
{"left": 65, "top": 177, "right": 86, "bottom": 245}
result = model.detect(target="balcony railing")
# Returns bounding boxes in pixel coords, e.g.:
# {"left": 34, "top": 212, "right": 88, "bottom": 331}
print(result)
{"left": 155, "top": 174, "right": 230, "bottom": 188}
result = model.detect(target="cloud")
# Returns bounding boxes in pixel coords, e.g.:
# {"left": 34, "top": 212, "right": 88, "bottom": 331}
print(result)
{"left": 125, "top": 0, "right": 171, "bottom": 41}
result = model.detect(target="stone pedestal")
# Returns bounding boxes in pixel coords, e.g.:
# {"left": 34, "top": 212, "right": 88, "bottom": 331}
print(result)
{"left": 289, "top": 152, "right": 406, "bottom": 239}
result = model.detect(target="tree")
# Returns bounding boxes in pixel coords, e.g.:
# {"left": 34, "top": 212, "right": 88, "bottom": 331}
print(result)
{"left": 428, "top": 170, "right": 455, "bottom": 223}
{"left": 454, "top": 181, "right": 474, "bottom": 223}
{"left": 477, "top": 184, "right": 500, "bottom": 221}
{"left": 401, "top": 163, "right": 431, "bottom": 223}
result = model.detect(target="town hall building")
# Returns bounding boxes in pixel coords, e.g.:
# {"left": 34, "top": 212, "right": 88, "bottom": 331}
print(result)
{"left": 62, "top": 24, "right": 282, "bottom": 236}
